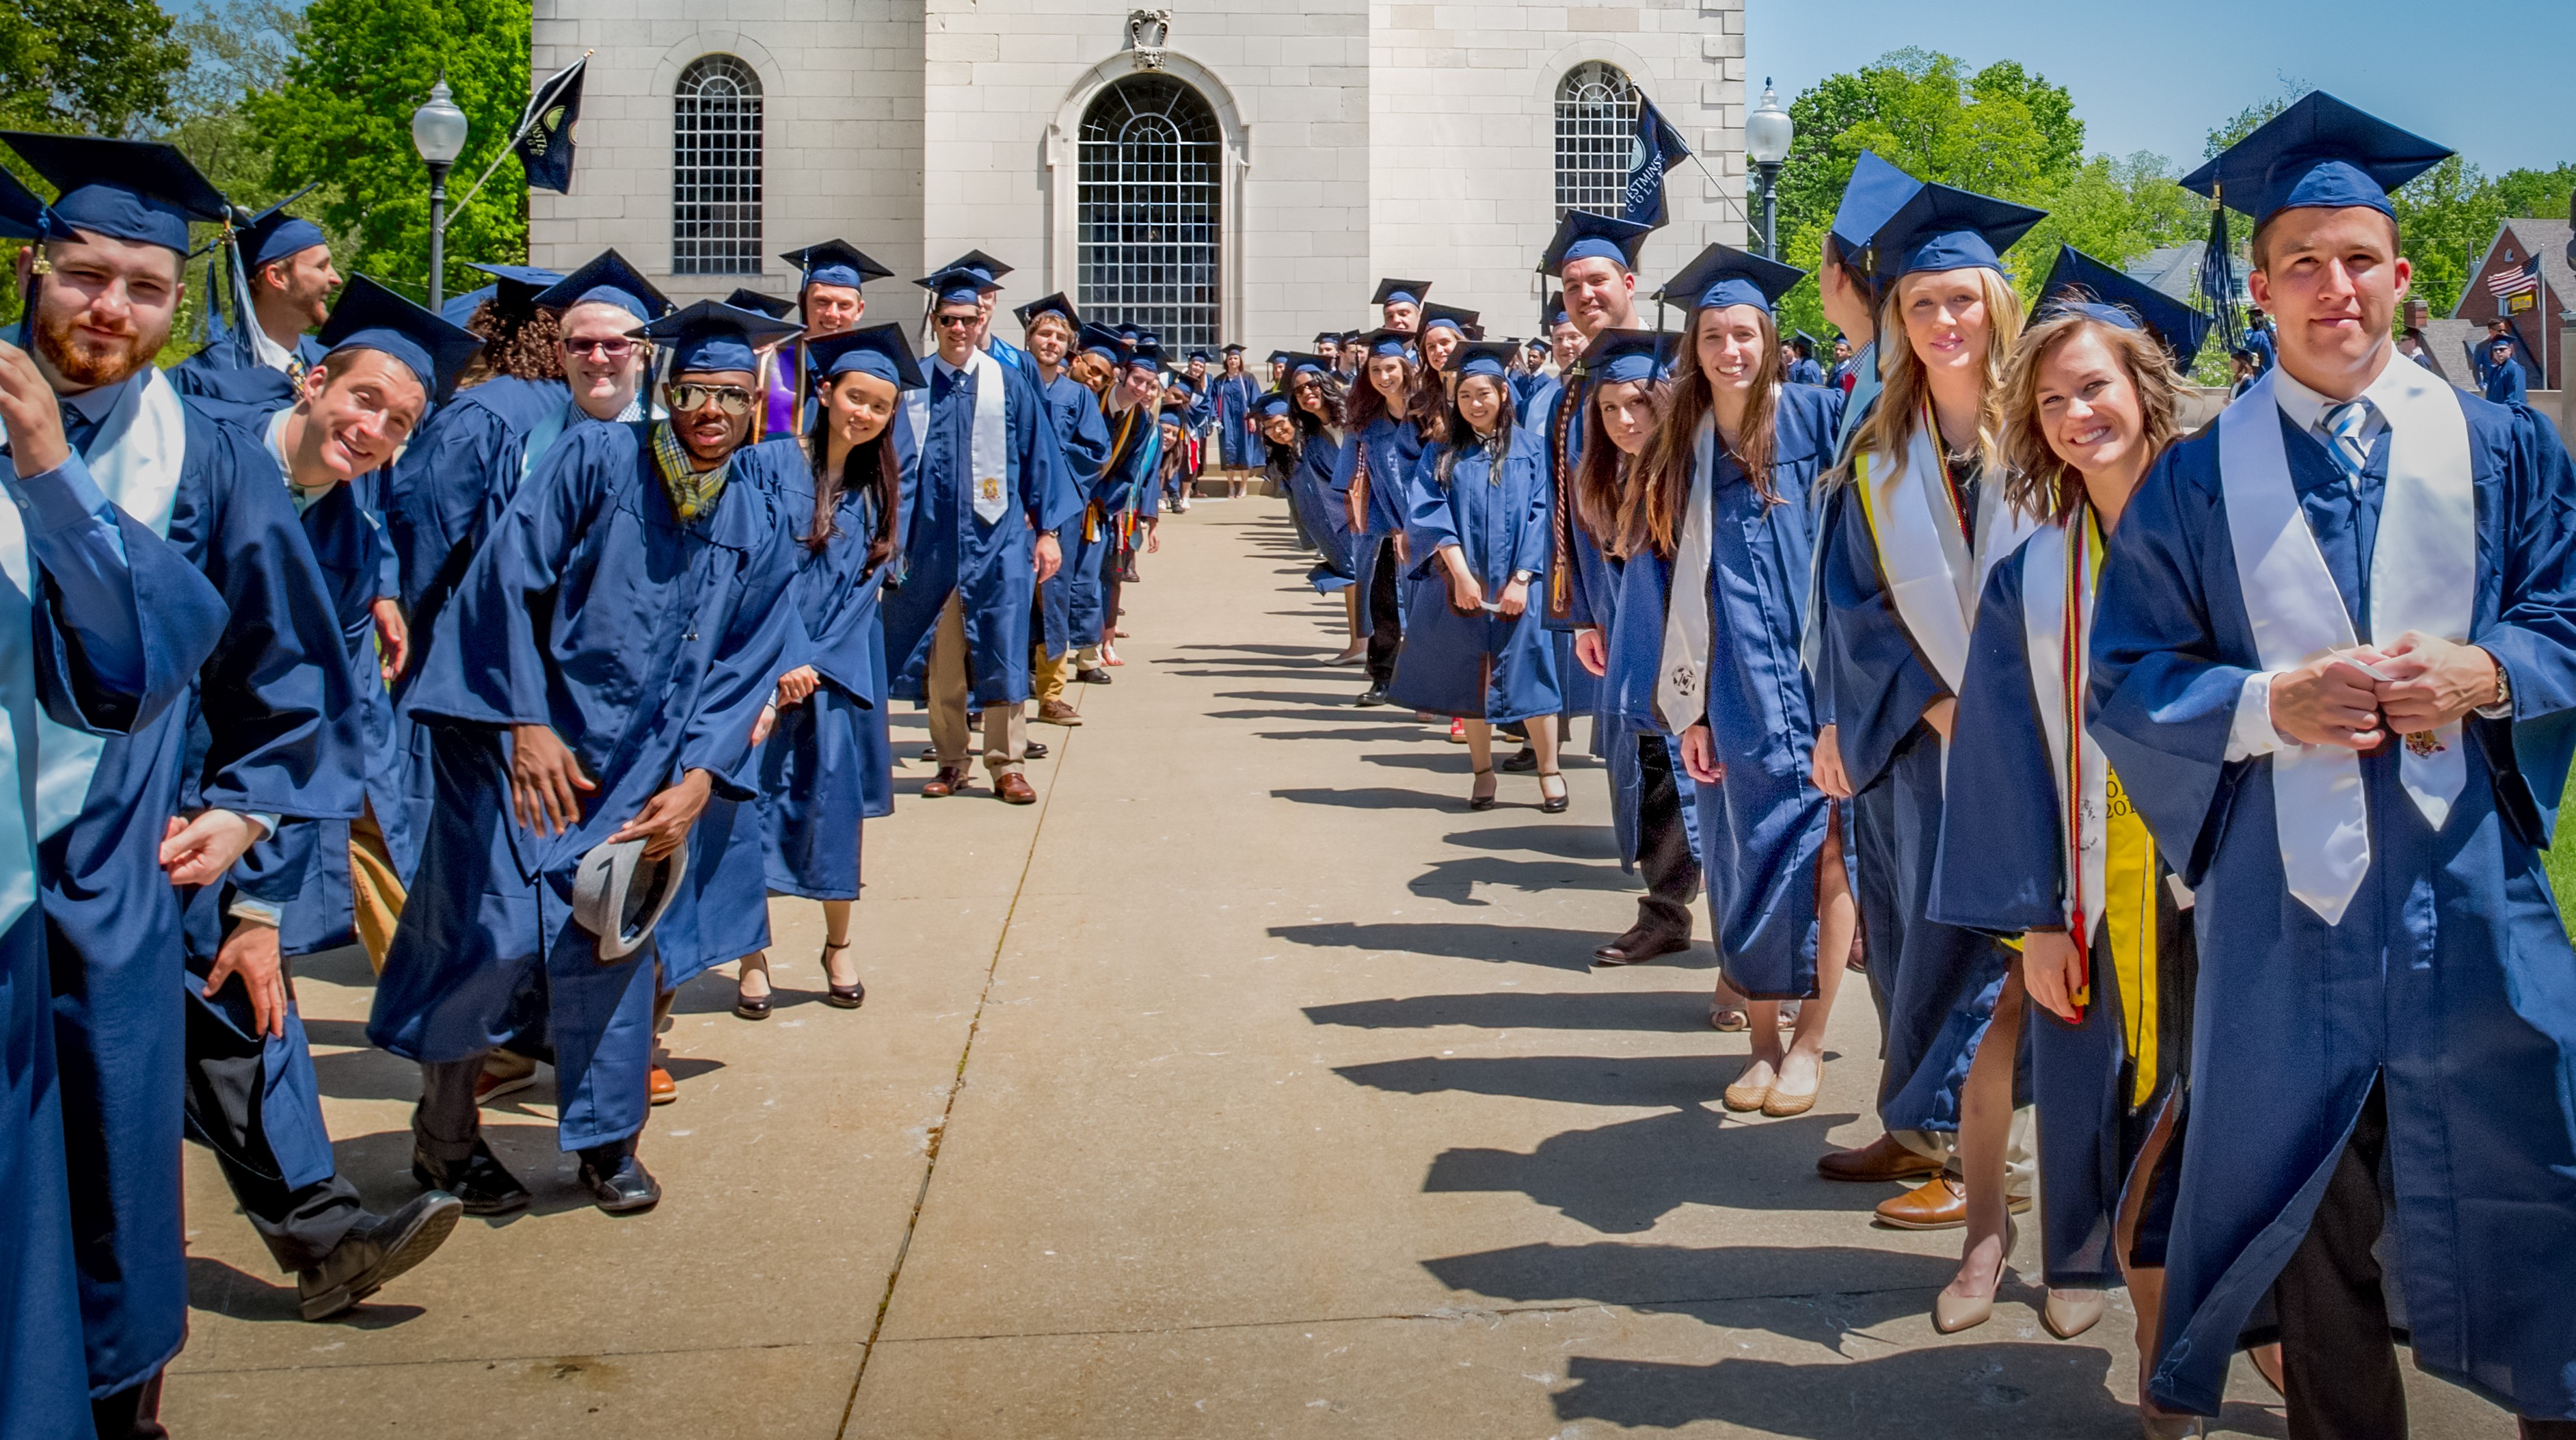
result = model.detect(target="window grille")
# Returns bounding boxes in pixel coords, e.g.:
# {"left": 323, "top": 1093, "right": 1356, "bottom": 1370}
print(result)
{"left": 1554, "top": 62, "right": 1639, "bottom": 220}
{"left": 1078, "top": 75, "right": 1222, "bottom": 351}
{"left": 673, "top": 55, "right": 763, "bottom": 275}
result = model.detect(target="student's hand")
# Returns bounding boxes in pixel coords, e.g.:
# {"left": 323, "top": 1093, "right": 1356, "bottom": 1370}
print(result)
{"left": 2371, "top": 632, "right": 2499, "bottom": 733}
{"left": 1679, "top": 723, "right": 1725, "bottom": 784}
{"left": 611, "top": 768, "right": 712, "bottom": 860}
{"left": 161, "top": 809, "right": 265, "bottom": 887}
{"left": 0, "top": 340, "right": 69, "bottom": 478}
{"left": 1146, "top": 528, "right": 1161, "bottom": 554}
{"left": 1033, "top": 531, "right": 1062, "bottom": 584}
{"left": 1496, "top": 577, "right": 1530, "bottom": 618}
{"left": 775, "top": 665, "right": 820, "bottom": 707}
{"left": 371, "top": 598, "right": 410, "bottom": 681}
{"left": 1811, "top": 724, "right": 1853, "bottom": 800}
{"left": 510, "top": 723, "right": 595, "bottom": 836}
{"left": 1392, "top": 533, "right": 1409, "bottom": 567}
{"left": 2269, "top": 652, "right": 2387, "bottom": 751}
{"left": 203, "top": 919, "right": 289, "bottom": 1039}
{"left": 749, "top": 702, "right": 777, "bottom": 747}
{"left": 2020, "top": 929, "right": 2088, "bottom": 1025}
{"left": 1574, "top": 626, "right": 1609, "bottom": 678}
{"left": 1922, "top": 696, "right": 1958, "bottom": 741}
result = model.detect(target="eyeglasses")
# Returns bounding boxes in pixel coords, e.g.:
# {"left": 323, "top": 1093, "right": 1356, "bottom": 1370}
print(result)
{"left": 933, "top": 313, "right": 980, "bottom": 330}
{"left": 669, "top": 384, "right": 755, "bottom": 416}
{"left": 561, "top": 337, "right": 639, "bottom": 359}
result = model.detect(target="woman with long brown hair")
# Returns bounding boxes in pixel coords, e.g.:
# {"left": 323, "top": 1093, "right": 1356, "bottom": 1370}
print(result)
{"left": 1339, "top": 330, "right": 1425, "bottom": 706}
{"left": 730, "top": 324, "right": 915, "bottom": 1019}
{"left": 1279, "top": 355, "right": 1363, "bottom": 659}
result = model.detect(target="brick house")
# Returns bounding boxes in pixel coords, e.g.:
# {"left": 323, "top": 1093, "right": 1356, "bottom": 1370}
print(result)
{"left": 2415, "top": 210, "right": 2570, "bottom": 392}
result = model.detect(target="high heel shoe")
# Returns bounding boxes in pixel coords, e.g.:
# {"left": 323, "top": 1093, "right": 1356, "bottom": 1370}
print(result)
{"left": 1468, "top": 769, "right": 1497, "bottom": 811}
{"left": 1931, "top": 1219, "right": 2015, "bottom": 1334}
{"left": 1537, "top": 770, "right": 1569, "bottom": 814}
{"left": 2043, "top": 1287, "right": 2106, "bottom": 1339}
{"left": 2138, "top": 1410, "right": 2205, "bottom": 1438}
{"left": 734, "top": 961, "right": 773, "bottom": 1020}
{"left": 820, "top": 941, "right": 864, "bottom": 1009}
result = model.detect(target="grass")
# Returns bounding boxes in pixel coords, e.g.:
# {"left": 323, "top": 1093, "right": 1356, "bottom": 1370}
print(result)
{"left": 2551, "top": 821, "right": 2576, "bottom": 927}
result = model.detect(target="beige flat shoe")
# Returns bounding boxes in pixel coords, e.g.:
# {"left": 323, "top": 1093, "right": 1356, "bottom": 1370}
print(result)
{"left": 1721, "top": 1069, "right": 1773, "bottom": 1112}
{"left": 1762, "top": 1082, "right": 1819, "bottom": 1118}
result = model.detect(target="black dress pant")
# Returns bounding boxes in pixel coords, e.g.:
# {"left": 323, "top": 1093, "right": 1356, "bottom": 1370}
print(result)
{"left": 1633, "top": 734, "right": 1700, "bottom": 937}
{"left": 91, "top": 1374, "right": 165, "bottom": 1440}
{"left": 181, "top": 968, "right": 364, "bottom": 1271}
{"left": 2276, "top": 1080, "right": 2405, "bottom": 1440}
{"left": 1364, "top": 544, "right": 1403, "bottom": 688}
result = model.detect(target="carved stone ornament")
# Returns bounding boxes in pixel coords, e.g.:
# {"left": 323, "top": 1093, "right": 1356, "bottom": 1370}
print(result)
{"left": 1127, "top": 9, "right": 1172, "bottom": 69}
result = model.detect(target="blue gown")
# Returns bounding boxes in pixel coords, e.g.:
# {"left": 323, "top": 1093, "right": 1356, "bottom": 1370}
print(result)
{"left": 757, "top": 457, "right": 891, "bottom": 901}
{"left": 49, "top": 384, "right": 360, "bottom": 1396}
{"left": 881, "top": 360, "right": 1080, "bottom": 707}
{"left": 374, "top": 422, "right": 801, "bottom": 1151}
{"left": 1529, "top": 373, "right": 1603, "bottom": 719}
{"left": 1388, "top": 428, "right": 1562, "bottom": 723}
{"left": 1034, "top": 373, "right": 1114, "bottom": 659}
{"left": 1287, "top": 427, "right": 1356, "bottom": 592}
{"left": 1, "top": 443, "right": 227, "bottom": 1436}
{"left": 2090, "top": 392, "right": 2576, "bottom": 1420}
{"left": 168, "top": 335, "right": 327, "bottom": 406}
{"left": 1211, "top": 372, "right": 1261, "bottom": 469}
{"left": 1687, "top": 388, "right": 1842, "bottom": 1000}
{"left": 1333, "top": 414, "right": 1423, "bottom": 640}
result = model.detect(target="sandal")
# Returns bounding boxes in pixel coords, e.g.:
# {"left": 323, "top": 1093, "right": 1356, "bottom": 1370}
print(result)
{"left": 820, "top": 941, "right": 864, "bottom": 1009}
{"left": 1708, "top": 1004, "right": 1749, "bottom": 1032}
{"left": 1538, "top": 770, "right": 1568, "bottom": 814}
{"left": 1468, "top": 769, "right": 1498, "bottom": 811}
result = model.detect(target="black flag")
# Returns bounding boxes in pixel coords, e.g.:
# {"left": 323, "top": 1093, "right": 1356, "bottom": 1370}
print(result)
{"left": 515, "top": 55, "right": 587, "bottom": 194}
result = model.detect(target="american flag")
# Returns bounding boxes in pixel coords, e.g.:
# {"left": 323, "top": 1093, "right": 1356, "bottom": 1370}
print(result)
{"left": 2488, "top": 252, "right": 2541, "bottom": 299}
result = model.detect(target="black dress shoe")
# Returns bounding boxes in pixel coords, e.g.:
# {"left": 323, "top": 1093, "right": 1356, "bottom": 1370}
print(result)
{"left": 1354, "top": 686, "right": 1391, "bottom": 708}
{"left": 1025, "top": 739, "right": 1050, "bottom": 760}
{"left": 577, "top": 1145, "right": 662, "bottom": 1215}
{"left": 1593, "top": 922, "right": 1692, "bottom": 965}
{"left": 1499, "top": 746, "right": 1539, "bottom": 773}
{"left": 1074, "top": 667, "right": 1113, "bottom": 685}
{"left": 297, "top": 1190, "right": 466, "bottom": 1320}
{"left": 412, "top": 1138, "right": 531, "bottom": 1216}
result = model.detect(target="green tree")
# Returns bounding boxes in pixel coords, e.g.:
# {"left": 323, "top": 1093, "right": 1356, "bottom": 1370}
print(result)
{"left": 2392, "top": 157, "right": 2576, "bottom": 317}
{"left": 245, "top": 0, "right": 529, "bottom": 302}
{"left": 0, "top": 0, "right": 192, "bottom": 135}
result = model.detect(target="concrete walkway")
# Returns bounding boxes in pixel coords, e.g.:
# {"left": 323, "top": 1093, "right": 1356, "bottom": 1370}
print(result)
{"left": 168, "top": 503, "right": 2506, "bottom": 1437}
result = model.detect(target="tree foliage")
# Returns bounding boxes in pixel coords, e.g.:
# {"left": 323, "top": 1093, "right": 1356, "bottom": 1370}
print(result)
{"left": 0, "top": 0, "right": 191, "bottom": 135}
{"left": 244, "top": 0, "right": 529, "bottom": 302}
{"left": 2393, "top": 156, "right": 2576, "bottom": 318}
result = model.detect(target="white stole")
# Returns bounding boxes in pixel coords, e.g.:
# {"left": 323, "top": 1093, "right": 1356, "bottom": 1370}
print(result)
{"left": 2021, "top": 516, "right": 2106, "bottom": 942}
{"left": 1654, "top": 411, "right": 1721, "bottom": 734}
{"left": 2216, "top": 364, "right": 2474, "bottom": 926}
{"left": 0, "top": 370, "right": 189, "bottom": 933}
{"left": 905, "top": 351, "right": 1012, "bottom": 525}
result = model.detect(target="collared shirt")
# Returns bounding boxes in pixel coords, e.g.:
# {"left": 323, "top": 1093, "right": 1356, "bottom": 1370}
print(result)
{"left": 265, "top": 409, "right": 334, "bottom": 515}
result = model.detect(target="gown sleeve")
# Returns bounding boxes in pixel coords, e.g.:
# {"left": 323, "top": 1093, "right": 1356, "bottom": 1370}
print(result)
{"left": 1062, "top": 388, "right": 1113, "bottom": 492}
{"left": 1929, "top": 552, "right": 2065, "bottom": 933}
{"left": 681, "top": 499, "right": 802, "bottom": 801}
{"left": 1510, "top": 439, "right": 1551, "bottom": 583}
{"left": 10, "top": 453, "right": 227, "bottom": 734}
{"left": 1012, "top": 375, "right": 1083, "bottom": 535}
{"left": 1817, "top": 477, "right": 1948, "bottom": 792}
{"left": 1404, "top": 446, "right": 1461, "bottom": 576}
{"left": 2466, "top": 403, "right": 2576, "bottom": 847}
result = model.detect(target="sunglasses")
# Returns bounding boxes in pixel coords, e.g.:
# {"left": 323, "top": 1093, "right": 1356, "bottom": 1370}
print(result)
{"left": 562, "top": 337, "right": 640, "bottom": 359}
{"left": 669, "top": 383, "right": 756, "bottom": 416}
{"left": 933, "top": 313, "right": 981, "bottom": 330}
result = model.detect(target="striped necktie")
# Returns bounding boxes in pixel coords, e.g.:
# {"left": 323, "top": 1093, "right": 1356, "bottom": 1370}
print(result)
{"left": 2323, "top": 399, "right": 2372, "bottom": 485}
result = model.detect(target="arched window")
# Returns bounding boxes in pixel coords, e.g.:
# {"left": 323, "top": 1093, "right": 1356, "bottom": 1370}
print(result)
{"left": 1078, "top": 75, "right": 1222, "bottom": 350}
{"left": 673, "top": 55, "right": 763, "bottom": 275}
{"left": 1554, "top": 62, "right": 1639, "bottom": 219}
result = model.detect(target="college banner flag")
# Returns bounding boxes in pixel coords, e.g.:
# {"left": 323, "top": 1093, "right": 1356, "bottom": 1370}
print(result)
{"left": 1622, "top": 97, "right": 1691, "bottom": 230}
{"left": 515, "top": 55, "right": 587, "bottom": 194}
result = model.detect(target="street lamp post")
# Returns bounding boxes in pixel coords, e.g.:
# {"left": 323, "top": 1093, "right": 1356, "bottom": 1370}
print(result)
{"left": 410, "top": 74, "right": 469, "bottom": 310}
{"left": 1745, "top": 79, "right": 1794, "bottom": 261}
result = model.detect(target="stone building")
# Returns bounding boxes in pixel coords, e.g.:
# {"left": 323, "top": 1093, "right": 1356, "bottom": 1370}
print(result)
{"left": 528, "top": 0, "right": 1749, "bottom": 349}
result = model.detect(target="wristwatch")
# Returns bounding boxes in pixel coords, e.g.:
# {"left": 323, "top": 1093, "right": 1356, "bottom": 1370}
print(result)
{"left": 1512, "top": 569, "right": 1536, "bottom": 585}
{"left": 2480, "top": 648, "right": 2514, "bottom": 719}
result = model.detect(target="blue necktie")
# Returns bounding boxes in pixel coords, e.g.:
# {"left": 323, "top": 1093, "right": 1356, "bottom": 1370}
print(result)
{"left": 2322, "top": 399, "right": 2372, "bottom": 485}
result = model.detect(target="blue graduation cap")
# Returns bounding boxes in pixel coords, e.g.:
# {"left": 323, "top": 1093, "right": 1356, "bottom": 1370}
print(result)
{"left": 1313, "top": 330, "right": 1343, "bottom": 347}
{"left": 239, "top": 200, "right": 328, "bottom": 272}
{"left": 317, "top": 275, "right": 483, "bottom": 403}
{"left": 723, "top": 287, "right": 796, "bottom": 320}
{"left": 1283, "top": 352, "right": 1332, "bottom": 382}
{"left": 0, "top": 163, "right": 68, "bottom": 242}
{"left": 1577, "top": 328, "right": 1678, "bottom": 385}
{"left": 1252, "top": 388, "right": 1293, "bottom": 417}
{"left": 534, "top": 248, "right": 672, "bottom": 322}
{"left": 1187, "top": 349, "right": 1211, "bottom": 364}
{"left": 1221, "top": 343, "right": 1245, "bottom": 355}
{"left": 1829, "top": 150, "right": 1922, "bottom": 259}
{"left": 2036, "top": 244, "right": 2214, "bottom": 366}
{"left": 916, "top": 266, "right": 993, "bottom": 306}
{"left": 1538, "top": 210, "right": 1653, "bottom": 276}
{"left": 1654, "top": 243, "right": 1804, "bottom": 315}
{"left": 2181, "top": 92, "right": 2449, "bottom": 224}
{"left": 1265, "top": 348, "right": 1289, "bottom": 365}
{"left": 1542, "top": 292, "right": 1570, "bottom": 328}
{"left": 1419, "top": 302, "right": 1481, "bottom": 338}
{"left": 1127, "top": 339, "right": 1164, "bottom": 372}
{"left": 805, "top": 321, "right": 924, "bottom": 391}
{"left": 1015, "top": 292, "right": 1079, "bottom": 330}
{"left": 1118, "top": 323, "right": 1143, "bottom": 344}
{"left": 0, "top": 131, "right": 228, "bottom": 253}
{"left": 779, "top": 239, "right": 892, "bottom": 292}
{"left": 634, "top": 299, "right": 803, "bottom": 375}
{"left": 1076, "top": 323, "right": 1126, "bottom": 365}
{"left": 468, "top": 262, "right": 563, "bottom": 311}
{"left": 1450, "top": 340, "right": 1516, "bottom": 382}
{"left": 930, "top": 249, "right": 1011, "bottom": 292}
{"left": 1866, "top": 181, "right": 2046, "bottom": 280}
{"left": 1372, "top": 278, "right": 1433, "bottom": 308}
{"left": 1354, "top": 328, "right": 1412, "bottom": 360}
{"left": 1522, "top": 336, "right": 1548, "bottom": 354}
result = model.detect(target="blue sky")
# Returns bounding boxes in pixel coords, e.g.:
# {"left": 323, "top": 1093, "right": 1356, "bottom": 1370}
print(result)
{"left": 1748, "top": 0, "right": 2576, "bottom": 176}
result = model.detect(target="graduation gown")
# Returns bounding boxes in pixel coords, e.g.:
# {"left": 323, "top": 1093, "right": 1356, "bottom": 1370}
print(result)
{"left": 1035, "top": 374, "right": 1115, "bottom": 659}
{"left": 1388, "top": 428, "right": 1562, "bottom": 723}
{"left": 1333, "top": 414, "right": 1424, "bottom": 639}
{"left": 1211, "top": 372, "right": 1261, "bottom": 468}
{"left": 757, "top": 457, "right": 890, "bottom": 902}
{"left": 41, "top": 375, "right": 360, "bottom": 1394}
{"left": 168, "top": 334, "right": 327, "bottom": 408}
{"left": 374, "top": 422, "right": 800, "bottom": 1151}
{"left": 0, "top": 440, "right": 226, "bottom": 1435}
{"left": 1570, "top": 520, "right": 1698, "bottom": 870}
{"left": 1531, "top": 370, "right": 1604, "bottom": 719}
{"left": 881, "top": 358, "right": 1079, "bottom": 707}
{"left": 1286, "top": 427, "right": 1357, "bottom": 591}
{"left": 2090, "top": 390, "right": 2576, "bottom": 1419}
{"left": 1687, "top": 388, "right": 1842, "bottom": 1000}
{"left": 1933, "top": 524, "right": 2196, "bottom": 1289}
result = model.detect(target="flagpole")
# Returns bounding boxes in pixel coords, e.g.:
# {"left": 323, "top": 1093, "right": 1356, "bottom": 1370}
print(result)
{"left": 441, "top": 51, "right": 593, "bottom": 232}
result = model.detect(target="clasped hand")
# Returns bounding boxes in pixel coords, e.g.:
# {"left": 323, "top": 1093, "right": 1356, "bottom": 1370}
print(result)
{"left": 2268, "top": 632, "right": 2498, "bottom": 751}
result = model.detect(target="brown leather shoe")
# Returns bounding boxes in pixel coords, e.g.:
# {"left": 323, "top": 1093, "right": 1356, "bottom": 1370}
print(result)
{"left": 647, "top": 1065, "right": 677, "bottom": 1106}
{"left": 922, "top": 765, "right": 969, "bottom": 798}
{"left": 1872, "top": 1173, "right": 2032, "bottom": 1231}
{"left": 1816, "top": 1131, "right": 1946, "bottom": 1184}
{"left": 1036, "top": 699, "right": 1084, "bottom": 726}
{"left": 995, "top": 772, "right": 1037, "bottom": 805}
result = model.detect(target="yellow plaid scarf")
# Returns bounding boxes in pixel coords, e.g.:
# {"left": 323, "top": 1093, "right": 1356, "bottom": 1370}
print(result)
{"left": 649, "top": 420, "right": 732, "bottom": 523}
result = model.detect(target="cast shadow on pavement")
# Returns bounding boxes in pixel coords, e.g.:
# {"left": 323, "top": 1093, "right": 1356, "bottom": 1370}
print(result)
{"left": 1442, "top": 821, "right": 1624, "bottom": 859}
{"left": 1419, "top": 1107, "right": 1875, "bottom": 1230}
{"left": 1266, "top": 785, "right": 1470, "bottom": 812}
{"left": 1303, "top": 989, "right": 1721, "bottom": 1032}
{"left": 1268, "top": 920, "right": 1648, "bottom": 971}
{"left": 1421, "top": 1240, "right": 1970, "bottom": 1348}
{"left": 1336, "top": 1053, "right": 1823, "bottom": 1110}
{"left": 187, "top": 1255, "right": 425, "bottom": 1328}
{"left": 1406, "top": 853, "right": 1639, "bottom": 905}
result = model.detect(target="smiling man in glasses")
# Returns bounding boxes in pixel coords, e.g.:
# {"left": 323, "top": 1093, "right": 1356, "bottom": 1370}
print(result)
{"left": 373, "top": 297, "right": 804, "bottom": 1218}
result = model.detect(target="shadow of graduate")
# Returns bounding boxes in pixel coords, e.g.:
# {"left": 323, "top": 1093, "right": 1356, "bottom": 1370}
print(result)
{"left": 1265, "top": 784, "right": 1464, "bottom": 811}
{"left": 1417, "top": 1106, "right": 1874, "bottom": 1231}
{"left": 1268, "top": 919, "right": 1643, "bottom": 972}
{"left": 186, "top": 1255, "right": 425, "bottom": 1328}
{"left": 1441, "top": 820, "right": 1624, "bottom": 859}
{"left": 1303, "top": 989, "right": 1722, "bottom": 1033}
{"left": 1404, "top": 853, "right": 1638, "bottom": 905}
{"left": 1335, "top": 1053, "right": 1804, "bottom": 1112}
{"left": 1421, "top": 1240, "right": 1971, "bottom": 1348}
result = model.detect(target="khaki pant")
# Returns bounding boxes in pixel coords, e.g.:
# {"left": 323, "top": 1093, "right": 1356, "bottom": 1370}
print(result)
{"left": 930, "top": 594, "right": 1025, "bottom": 776}
{"left": 350, "top": 802, "right": 406, "bottom": 972}
{"left": 1032, "top": 644, "right": 1101, "bottom": 706}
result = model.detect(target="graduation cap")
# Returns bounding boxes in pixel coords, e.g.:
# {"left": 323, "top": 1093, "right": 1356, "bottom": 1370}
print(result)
{"left": 2181, "top": 92, "right": 2449, "bottom": 225}
{"left": 1118, "top": 323, "right": 1143, "bottom": 343}
{"left": 1449, "top": 339, "right": 1518, "bottom": 382}
{"left": 2035, "top": 244, "right": 2215, "bottom": 366}
{"left": 1372, "top": 278, "right": 1433, "bottom": 308}
{"left": 1866, "top": 181, "right": 2046, "bottom": 280}
{"left": 779, "top": 239, "right": 893, "bottom": 292}
{"left": 1253, "top": 388, "right": 1294, "bottom": 417}
{"left": 1015, "top": 292, "right": 1079, "bottom": 330}
{"left": 239, "top": 200, "right": 328, "bottom": 272}
{"left": 915, "top": 266, "right": 992, "bottom": 306}
{"left": 1187, "top": 349, "right": 1211, "bottom": 364}
{"left": 1542, "top": 291, "right": 1570, "bottom": 328}
{"left": 466, "top": 263, "right": 565, "bottom": 312}
{"left": 316, "top": 275, "right": 484, "bottom": 403}
{"left": 1655, "top": 243, "right": 1805, "bottom": 315}
{"left": 1538, "top": 210, "right": 1653, "bottom": 276}
{"left": 1265, "top": 348, "right": 1290, "bottom": 365}
{"left": 1522, "top": 336, "right": 1548, "bottom": 353}
{"left": 1579, "top": 328, "right": 1678, "bottom": 385}
{"left": 0, "top": 163, "right": 68, "bottom": 242}
{"left": 634, "top": 298, "right": 803, "bottom": 375}
{"left": 1792, "top": 330, "right": 1821, "bottom": 355}
{"left": 1313, "top": 330, "right": 1343, "bottom": 347}
{"left": 1126, "top": 339, "right": 1164, "bottom": 371}
{"left": 1283, "top": 352, "right": 1333, "bottom": 382}
{"left": 1419, "top": 302, "right": 1481, "bottom": 338}
{"left": 0, "top": 131, "right": 228, "bottom": 253}
{"left": 1075, "top": 322, "right": 1126, "bottom": 364}
{"left": 723, "top": 287, "right": 796, "bottom": 320}
{"left": 805, "top": 321, "right": 924, "bottom": 392}
{"left": 930, "top": 248, "right": 1012, "bottom": 288}
{"left": 534, "top": 248, "right": 672, "bottom": 322}
{"left": 1221, "top": 343, "right": 1246, "bottom": 355}
{"left": 1828, "top": 151, "right": 1922, "bottom": 261}
{"left": 1353, "top": 328, "right": 1414, "bottom": 361}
